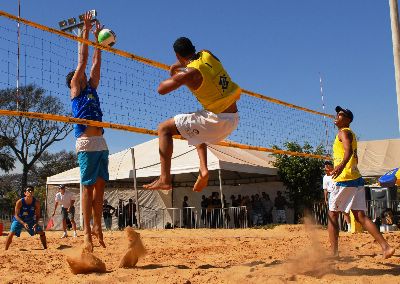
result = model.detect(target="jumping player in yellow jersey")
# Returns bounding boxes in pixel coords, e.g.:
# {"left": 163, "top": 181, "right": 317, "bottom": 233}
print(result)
{"left": 328, "top": 106, "right": 394, "bottom": 258}
{"left": 144, "top": 37, "right": 241, "bottom": 192}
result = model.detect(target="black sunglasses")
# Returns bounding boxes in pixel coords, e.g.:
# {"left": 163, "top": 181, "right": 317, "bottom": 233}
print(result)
{"left": 26, "top": 189, "right": 34, "bottom": 193}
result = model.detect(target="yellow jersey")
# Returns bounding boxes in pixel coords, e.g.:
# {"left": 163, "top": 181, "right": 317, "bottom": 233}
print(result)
{"left": 332, "top": 127, "right": 361, "bottom": 182}
{"left": 186, "top": 50, "right": 241, "bottom": 114}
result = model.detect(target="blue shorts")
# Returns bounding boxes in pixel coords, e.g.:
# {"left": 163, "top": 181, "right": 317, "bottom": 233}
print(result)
{"left": 78, "top": 150, "right": 109, "bottom": 185}
{"left": 10, "top": 220, "right": 43, "bottom": 237}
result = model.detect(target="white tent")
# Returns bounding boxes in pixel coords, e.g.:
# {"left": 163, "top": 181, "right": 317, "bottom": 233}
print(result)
{"left": 47, "top": 138, "right": 277, "bottom": 184}
{"left": 46, "top": 138, "right": 286, "bottom": 229}
{"left": 358, "top": 138, "right": 400, "bottom": 177}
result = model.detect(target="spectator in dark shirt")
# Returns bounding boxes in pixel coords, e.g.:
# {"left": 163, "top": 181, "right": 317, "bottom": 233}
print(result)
{"left": 124, "top": 199, "right": 137, "bottom": 227}
{"left": 182, "top": 196, "right": 194, "bottom": 228}
{"left": 252, "top": 194, "right": 265, "bottom": 226}
{"left": 261, "top": 192, "right": 273, "bottom": 224}
{"left": 102, "top": 199, "right": 115, "bottom": 230}
{"left": 200, "top": 195, "right": 208, "bottom": 226}
{"left": 117, "top": 199, "right": 125, "bottom": 230}
{"left": 274, "top": 191, "right": 288, "bottom": 223}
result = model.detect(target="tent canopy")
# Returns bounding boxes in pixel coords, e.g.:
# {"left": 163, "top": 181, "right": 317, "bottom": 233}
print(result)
{"left": 47, "top": 138, "right": 277, "bottom": 185}
{"left": 358, "top": 138, "right": 400, "bottom": 177}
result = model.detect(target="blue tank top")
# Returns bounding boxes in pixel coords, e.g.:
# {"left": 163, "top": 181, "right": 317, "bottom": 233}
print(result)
{"left": 12, "top": 198, "right": 36, "bottom": 223}
{"left": 71, "top": 84, "right": 103, "bottom": 138}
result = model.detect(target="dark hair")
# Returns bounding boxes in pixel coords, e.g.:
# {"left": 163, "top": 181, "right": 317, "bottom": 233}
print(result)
{"left": 324, "top": 160, "right": 333, "bottom": 166}
{"left": 173, "top": 37, "right": 196, "bottom": 57}
{"left": 26, "top": 186, "right": 34, "bottom": 191}
{"left": 66, "top": 70, "right": 75, "bottom": 89}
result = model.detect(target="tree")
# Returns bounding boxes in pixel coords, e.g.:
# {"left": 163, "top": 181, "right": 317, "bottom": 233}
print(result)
{"left": 0, "top": 136, "right": 15, "bottom": 172}
{"left": 0, "top": 150, "right": 77, "bottom": 215}
{"left": 0, "top": 85, "right": 73, "bottom": 194}
{"left": 272, "top": 142, "right": 326, "bottom": 223}
{"left": 31, "top": 150, "right": 78, "bottom": 186}
{"left": 0, "top": 173, "right": 22, "bottom": 212}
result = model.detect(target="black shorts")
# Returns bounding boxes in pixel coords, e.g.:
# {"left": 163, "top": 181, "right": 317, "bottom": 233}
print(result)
{"left": 61, "top": 206, "right": 75, "bottom": 221}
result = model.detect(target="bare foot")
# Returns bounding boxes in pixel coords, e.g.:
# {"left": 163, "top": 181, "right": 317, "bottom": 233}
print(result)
{"left": 143, "top": 178, "right": 172, "bottom": 190}
{"left": 193, "top": 171, "right": 209, "bottom": 192}
{"left": 143, "top": 178, "right": 158, "bottom": 189}
{"left": 383, "top": 246, "right": 395, "bottom": 259}
{"left": 92, "top": 226, "right": 106, "bottom": 248}
{"left": 83, "top": 234, "right": 93, "bottom": 253}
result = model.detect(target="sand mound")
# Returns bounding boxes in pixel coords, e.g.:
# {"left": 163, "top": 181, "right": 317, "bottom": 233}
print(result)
{"left": 66, "top": 248, "right": 106, "bottom": 274}
{"left": 119, "top": 226, "right": 147, "bottom": 268}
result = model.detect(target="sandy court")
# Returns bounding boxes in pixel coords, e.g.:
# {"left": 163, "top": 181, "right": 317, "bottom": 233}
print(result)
{"left": 1, "top": 225, "right": 400, "bottom": 283}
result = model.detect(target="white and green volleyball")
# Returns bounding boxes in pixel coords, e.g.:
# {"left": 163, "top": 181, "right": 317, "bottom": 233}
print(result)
{"left": 98, "top": 29, "right": 116, "bottom": 47}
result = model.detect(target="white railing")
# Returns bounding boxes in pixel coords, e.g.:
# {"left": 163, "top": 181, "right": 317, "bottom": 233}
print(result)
{"left": 137, "top": 206, "right": 249, "bottom": 229}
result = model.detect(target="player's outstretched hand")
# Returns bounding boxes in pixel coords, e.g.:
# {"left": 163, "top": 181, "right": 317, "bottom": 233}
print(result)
{"left": 23, "top": 222, "right": 30, "bottom": 230}
{"left": 83, "top": 11, "right": 94, "bottom": 31}
{"left": 93, "top": 21, "right": 104, "bottom": 43}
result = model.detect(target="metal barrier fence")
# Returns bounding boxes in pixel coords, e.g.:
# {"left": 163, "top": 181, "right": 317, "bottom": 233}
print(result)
{"left": 312, "top": 200, "right": 400, "bottom": 231}
{"left": 138, "top": 206, "right": 248, "bottom": 229}
{"left": 366, "top": 200, "right": 400, "bottom": 221}
{"left": 312, "top": 202, "right": 347, "bottom": 231}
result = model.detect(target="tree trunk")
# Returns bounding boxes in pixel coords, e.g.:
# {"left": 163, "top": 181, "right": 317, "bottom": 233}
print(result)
{"left": 20, "top": 165, "right": 29, "bottom": 196}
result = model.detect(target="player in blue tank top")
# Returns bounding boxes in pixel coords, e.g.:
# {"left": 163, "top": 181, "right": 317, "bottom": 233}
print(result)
{"left": 5, "top": 186, "right": 47, "bottom": 250}
{"left": 65, "top": 11, "right": 108, "bottom": 252}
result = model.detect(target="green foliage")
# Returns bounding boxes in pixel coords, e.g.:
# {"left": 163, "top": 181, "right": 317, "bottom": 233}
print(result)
{"left": 0, "top": 85, "right": 73, "bottom": 193}
{"left": 33, "top": 185, "right": 46, "bottom": 209}
{"left": 0, "top": 150, "right": 77, "bottom": 211}
{"left": 0, "top": 173, "right": 22, "bottom": 197}
{"left": 4, "top": 190, "right": 19, "bottom": 206}
{"left": 272, "top": 142, "right": 326, "bottom": 222}
{"left": 0, "top": 136, "right": 15, "bottom": 172}
{"left": 31, "top": 150, "right": 78, "bottom": 187}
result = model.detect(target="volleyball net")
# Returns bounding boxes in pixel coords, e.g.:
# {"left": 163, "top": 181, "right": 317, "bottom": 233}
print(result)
{"left": 0, "top": 10, "right": 335, "bottom": 159}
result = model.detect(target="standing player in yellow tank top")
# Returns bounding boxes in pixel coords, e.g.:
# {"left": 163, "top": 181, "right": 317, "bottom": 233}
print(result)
{"left": 328, "top": 106, "right": 394, "bottom": 258}
{"left": 143, "top": 37, "right": 240, "bottom": 192}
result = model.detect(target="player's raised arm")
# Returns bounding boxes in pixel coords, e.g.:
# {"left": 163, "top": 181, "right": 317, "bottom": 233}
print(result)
{"left": 89, "top": 20, "right": 103, "bottom": 89}
{"left": 70, "top": 11, "right": 93, "bottom": 97}
{"left": 157, "top": 68, "right": 199, "bottom": 95}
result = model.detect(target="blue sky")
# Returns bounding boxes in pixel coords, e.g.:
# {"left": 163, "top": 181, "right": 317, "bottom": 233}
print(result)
{"left": 1, "top": 0, "right": 399, "bottom": 168}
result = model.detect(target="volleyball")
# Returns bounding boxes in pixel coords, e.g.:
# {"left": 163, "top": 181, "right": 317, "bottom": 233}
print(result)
{"left": 98, "top": 29, "right": 116, "bottom": 47}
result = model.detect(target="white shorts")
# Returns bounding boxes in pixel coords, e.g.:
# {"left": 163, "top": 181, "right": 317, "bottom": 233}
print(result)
{"left": 329, "top": 184, "right": 367, "bottom": 213}
{"left": 174, "top": 110, "right": 239, "bottom": 146}
{"left": 76, "top": 136, "right": 108, "bottom": 152}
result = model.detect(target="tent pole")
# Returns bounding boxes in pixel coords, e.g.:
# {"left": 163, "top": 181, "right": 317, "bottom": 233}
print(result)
{"left": 218, "top": 169, "right": 225, "bottom": 208}
{"left": 131, "top": 147, "right": 141, "bottom": 229}
{"left": 44, "top": 184, "right": 48, "bottom": 224}
{"left": 218, "top": 169, "right": 226, "bottom": 228}
{"left": 79, "top": 182, "right": 83, "bottom": 230}
{"left": 171, "top": 179, "right": 174, "bottom": 208}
